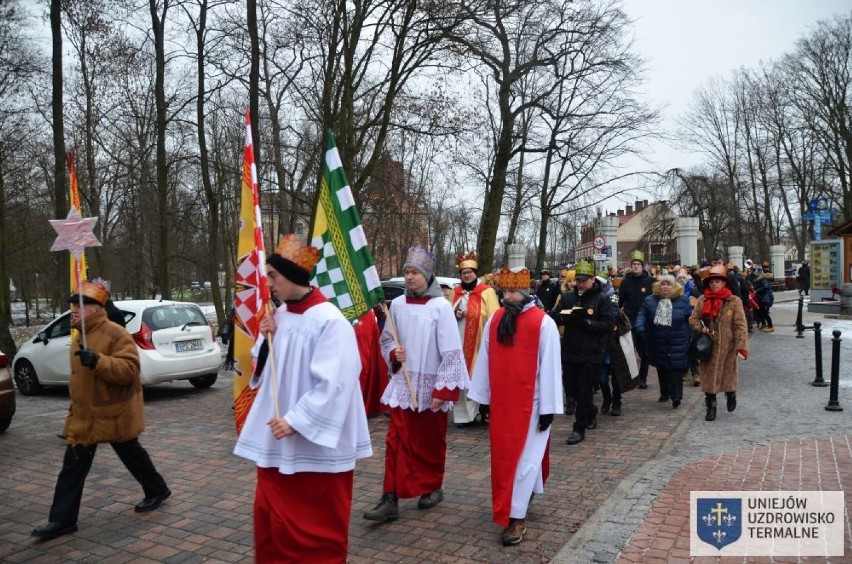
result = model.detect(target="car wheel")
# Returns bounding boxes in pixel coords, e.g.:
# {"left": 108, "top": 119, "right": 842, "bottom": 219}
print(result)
{"left": 13, "top": 360, "right": 43, "bottom": 396}
{"left": 189, "top": 373, "right": 217, "bottom": 389}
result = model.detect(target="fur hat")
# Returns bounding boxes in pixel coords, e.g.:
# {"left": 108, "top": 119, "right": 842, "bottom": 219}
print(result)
{"left": 69, "top": 280, "right": 109, "bottom": 307}
{"left": 267, "top": 234, "right": 320, "bottom": 286}
{"left": 403, "top": 246, "right": 435, "bottom": 280}
{"left": 657, "top": 274, "right": 676, "bottom": 286}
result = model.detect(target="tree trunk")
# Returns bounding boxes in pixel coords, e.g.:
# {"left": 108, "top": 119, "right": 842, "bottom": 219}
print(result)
{"left": 477, "top": 85, "right": 514, "bottom": 273}
{"left": 0, "top": 143, "right": 16, "bottom": 355}
{"left": 194, "top": 0, "right": 223, "bottom": 323}
{"left": 51, "top": 0, "right": 67, "bottom": 307}
{"left": 150, "top": 0, "right": 171, "bottom": 299}
{"left": 247, "top": 0, "right": 261, "bottom": 182}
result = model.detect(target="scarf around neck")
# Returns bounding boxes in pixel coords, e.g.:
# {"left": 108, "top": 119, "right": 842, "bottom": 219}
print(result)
{"left": 405, "top": 275, "right": 445, "bottom": 299}
{"left": 702, "top": 287, "right": 732, "bottom": 319}
{"left": 497, "top": 297, "right": 533, "bottom": 345}
{"left": 653, "top": 297, "right": 673, "bottom": 326}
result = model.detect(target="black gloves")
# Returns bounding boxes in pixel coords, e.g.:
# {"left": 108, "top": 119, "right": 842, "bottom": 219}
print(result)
{"left": 75, "top": 348, "right": 99, "bottom": 368}
{"left": 538, "top": 413, "right": 553, "bottom": 431}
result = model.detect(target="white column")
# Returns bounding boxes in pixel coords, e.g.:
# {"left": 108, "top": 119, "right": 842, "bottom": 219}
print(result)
{"left": 507, "top": 244, "right": 526, "bottom": 270}
{"left": 770, "top": 245, "right": 786, "bottom": 279}
{"left": 728, "top": 246, "right": 744, "bottom": 271}
{"left": 675, "top": 217, "right": 700, "bottom": 267}
{"left": 599, "top": 215, "right": 619, "bottom": 268}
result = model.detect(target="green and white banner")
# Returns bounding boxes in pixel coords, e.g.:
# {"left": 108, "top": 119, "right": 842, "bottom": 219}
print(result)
{"left": 310, "top": 130, "right": 384, "bottom": 320}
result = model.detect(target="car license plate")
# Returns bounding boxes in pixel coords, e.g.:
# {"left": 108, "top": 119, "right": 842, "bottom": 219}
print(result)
{"left": 176, "top": 339, "right": 203, "bottom": 352}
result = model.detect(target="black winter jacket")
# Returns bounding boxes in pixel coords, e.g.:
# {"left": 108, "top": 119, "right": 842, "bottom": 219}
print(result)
{"left": 618, "top": 271, "right": 654, "bottom": 322}
{"left": 550, "top": 281, "right": 614, "bottom": 364}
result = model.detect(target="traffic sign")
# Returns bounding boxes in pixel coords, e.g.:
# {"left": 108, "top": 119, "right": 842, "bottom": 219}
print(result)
{"left": 593, "top": 235, "right": 606, "bottom": 250}
{"left": 593, "top": 253, "right": 608, "bottom": 261}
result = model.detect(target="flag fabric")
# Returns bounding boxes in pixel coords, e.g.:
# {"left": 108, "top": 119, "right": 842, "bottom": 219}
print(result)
{"left": 68, "top": 151, "right": 87, "bottom": 289}
{"left": 232, "top": 110, "right": 270, "bottom": 434}
{"left": 310, "top": 130, "right": 384, "bottom": 320}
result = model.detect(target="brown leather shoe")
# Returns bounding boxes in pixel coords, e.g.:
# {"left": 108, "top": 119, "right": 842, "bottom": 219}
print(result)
{"left": 501, "top": 518, "right": 526, "bottom": 546}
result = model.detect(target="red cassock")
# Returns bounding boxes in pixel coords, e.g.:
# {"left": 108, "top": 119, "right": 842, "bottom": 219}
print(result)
{"left": 254, "top": 467, "right": 353, "bottom": 563}
{"left": 487, "top": 306, "right": 549, "bottom": 527}
{"left": 354, "top": 310, "right": 389, "bottom": 417}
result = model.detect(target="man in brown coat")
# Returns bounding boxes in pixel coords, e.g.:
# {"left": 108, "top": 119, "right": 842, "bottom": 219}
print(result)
{"left": 32, "top": 281, "right": 170, "bottom": 540}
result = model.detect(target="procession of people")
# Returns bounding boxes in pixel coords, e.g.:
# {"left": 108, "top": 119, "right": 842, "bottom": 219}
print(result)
{"left": 29, "top": 234, "right": 767, "bottom": 560}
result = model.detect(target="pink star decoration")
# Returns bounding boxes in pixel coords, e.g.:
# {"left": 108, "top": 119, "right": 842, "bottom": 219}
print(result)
{"left": 49, "top": 208, "right": 101, "bottom": 258}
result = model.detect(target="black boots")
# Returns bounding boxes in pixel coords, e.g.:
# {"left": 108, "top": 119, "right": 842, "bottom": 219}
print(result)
{"left": 705, "top": 394, "right": 717, "bottom": 421}
{"left": 364, "top": 492, "right": 399, "bottom": 522}
{"left": 726, "top": 391, "right": 737, "bottom": 412}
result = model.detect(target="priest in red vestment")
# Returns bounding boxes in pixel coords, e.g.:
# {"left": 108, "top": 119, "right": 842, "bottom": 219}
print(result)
{"left": 468, "top": 266, "right": 563, "bottom": 546}
{"left": 451, "top": 251, "right": 500, "bottom": 426}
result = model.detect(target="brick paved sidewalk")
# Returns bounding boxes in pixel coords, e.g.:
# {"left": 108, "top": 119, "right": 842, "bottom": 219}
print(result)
{"left": 2, "top": 291, "right": 849, "bottom": 562}
{"left": 0, "top": 368, "right": 701, "bottom": 562}
{"left": 616, "top": 434, "right": 852, "bottom": 563}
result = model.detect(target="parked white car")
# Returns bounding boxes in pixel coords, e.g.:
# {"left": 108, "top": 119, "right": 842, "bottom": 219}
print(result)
{"left": 12, "top": 300, "right": 222, "bottom": 396}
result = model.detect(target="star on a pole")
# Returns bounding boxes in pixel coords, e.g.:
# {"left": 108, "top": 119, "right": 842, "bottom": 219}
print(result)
{"left": 49, "top": 208, "right": 101, "bottom": 258}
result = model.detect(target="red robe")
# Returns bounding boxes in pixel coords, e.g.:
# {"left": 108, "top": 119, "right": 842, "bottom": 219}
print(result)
{"left": 354, "top": 310, "right": 389, "bottom": 417}
{"left": 487, "top": 306, "right": 547, "bottom": 527}
{"left": 452, "top": 282, "right": 490, "bottom": 373}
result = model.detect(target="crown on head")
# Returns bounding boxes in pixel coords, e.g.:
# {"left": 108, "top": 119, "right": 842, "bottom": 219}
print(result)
{"left": 274, "top": 234, "right": 320, "bottom": 273}
{"left": 629, "top": 249, "right": 645, "bottom": 263}
{"left": 72, "top": 280, "right": 110, "bottom": 306}
{"left": 455, "top": 251, "right": 478, "bottom": 271}
{"left": 91, "top": 277, "right": 112, "bottom": 293}
{"left": 404, "top": 246, "right": 435, "bottom": 275}
{"left": 575, "top": 260, "right": 595, "bottom": 277}
{"left": 494, "top": 267, "right": 530, "bottom": 291}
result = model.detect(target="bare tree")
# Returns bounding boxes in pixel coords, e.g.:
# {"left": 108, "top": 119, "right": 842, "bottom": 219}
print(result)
{"left": 784, "top": 13, "right": 852, "bottom": 220}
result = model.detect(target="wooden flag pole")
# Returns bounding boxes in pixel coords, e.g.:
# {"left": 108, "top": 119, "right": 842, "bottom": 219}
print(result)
{"left": 265, "top": 302, "right": 280, "bottom": 419}
{"left": 381, "top": 303, "right": 418, "bottom": 409}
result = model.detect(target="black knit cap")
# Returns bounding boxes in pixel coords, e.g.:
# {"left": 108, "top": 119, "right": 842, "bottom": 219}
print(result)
{"left": 267, "top": 254, "right": 311, "bottom": 286}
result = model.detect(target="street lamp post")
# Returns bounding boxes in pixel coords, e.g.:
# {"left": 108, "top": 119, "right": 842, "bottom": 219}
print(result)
{"left": 35, "top": 272, "right": 40, "bottom": 318}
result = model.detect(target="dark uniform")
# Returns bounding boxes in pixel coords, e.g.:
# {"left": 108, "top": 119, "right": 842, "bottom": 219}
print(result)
{"left": 618, "top": 270, "right": 654, "bottom": 387}
{"left": 551, "top": 279, "right": 613, "bottom": 444}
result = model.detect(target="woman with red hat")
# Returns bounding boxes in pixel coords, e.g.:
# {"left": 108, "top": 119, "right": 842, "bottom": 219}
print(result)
{"left": 688, "top": 265, "right": 749, "bottom": 421}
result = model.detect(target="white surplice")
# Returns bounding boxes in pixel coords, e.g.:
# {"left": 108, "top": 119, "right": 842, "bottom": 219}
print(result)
{"left": 234, "top": 301, "right": 372, "bottom": 474}
{"left": 379, "top": 295, "right": 468, "bottom": 411}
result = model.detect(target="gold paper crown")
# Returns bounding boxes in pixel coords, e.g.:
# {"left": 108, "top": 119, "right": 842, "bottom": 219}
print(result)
{"left": 575, "top": 260, "right": 595, "bottom": 277}
{"left": 274, "top": 234, "right": 320, "bottom": 273}
{"left": 494, "top": 267, "right": 530, "bottom": 291}
{"left": 71, "top": 280, "right": 109, "bottom": 306}
{"left": 629, "top": 250, "right": 645, "bottom": 263}
{"left": 455, "top": 251, "right": 478, "bottom": 271}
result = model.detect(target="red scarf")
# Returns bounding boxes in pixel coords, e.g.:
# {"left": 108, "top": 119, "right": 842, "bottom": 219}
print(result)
{"left": 701, "top": 287, "right": 731, "bottom": 319}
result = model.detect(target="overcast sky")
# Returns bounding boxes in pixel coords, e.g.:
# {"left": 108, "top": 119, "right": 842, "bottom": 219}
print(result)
{"left": 617, "top": 0, "right": 850, "bottom": 201}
